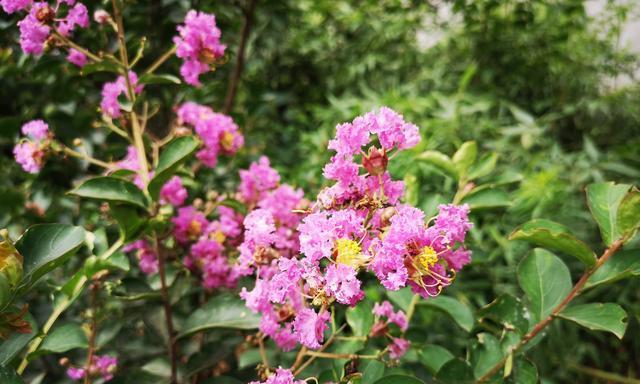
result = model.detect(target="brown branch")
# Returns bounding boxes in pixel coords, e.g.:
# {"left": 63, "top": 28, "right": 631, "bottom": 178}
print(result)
{"left": 154, "top": 236, "right": 178, "bottom": 384}
{"left": 477, "top": 238, "right": 626, "bottom": 383}
{"left": 223, "top": 0, "right": 257, "bottom": 115}
{"left": 83, "top": 283, "right": 99, "bottom": 384}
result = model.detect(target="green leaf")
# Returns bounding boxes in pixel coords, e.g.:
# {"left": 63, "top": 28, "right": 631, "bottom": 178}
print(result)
{"left": 80, "top": 59, "right": 122, "bottom": 75}
{"left": 461, "top": 188, "right": 510, "bottom": 210}
{"left": 509, "top": 219, "right": 596, "bottom": 266}
{"left": 178, "top": 294, "right": 260, "bottom": 338}
{"left": 372, "top": 375, "right": 425, "bottom": 384}
{"left": 468, "top": 152, "right": 498, "bottom": 180}
{"left": 617, "top": 187, "right": 640, "bottom": 242}
{"left": 218, "top": 198, "right": 248, "bottom": 216}
{"left": 586, "top": 182, "right": 631, "bottom": 245}
{"left": 586, "top": 249, "right": 640, "bottom": 288}
{"left": 505, "top": 358, "right": 538, "bottom": 384}
{"left": 471, "top": 333, "right": 504, "bottom": 378}
{"left": 517, "top": 249, "right": 572, "bottom": 322}
{"left": 148, "top": 136, "right": 199, "bottom": 200}
{"left": 362, "top": 360, "right": 385, "bottom": 383}
{"left": 0, "top": 366, "right": 23, "bottom": 384}
{"left": 346, "top": 301, "right": 374, "bottom": 336}
{"left": 386, "top": 287, "right": 414, "bottom": 312}
{"left": 0, "top": 274, "right": 10, "bottom": 309}
{"left": 32, "top": 323, "right": 88, "bottom": 359}
{"left": 110, "top": 203, "right": 147, "bottom": 241}
{"left": 417, "top": 151, "right": 459, "bottom": 180}
{"left": 421, "top": 295, "right": 474, "bottom": 332}
{"left": 558, "top": 303, "right": 628, "bottom": 339}
{"left": 15, "top": 224, "right": 85, "bottom": 293}
{"left": 417, "top": 344, "right": 454, "bottom": 374}
{"left": 0, "top": 310, "right": 37, "bottom": 366}
{"left": 70, "top": 176, "right": 148, "bottom": 209}
{"left": 435, "top": 358, "right": 475, "bottom": 384}
{"left": 477, "top": 294, "right": 529, "bottom": 335}
{"left": 452, "top": 141, "right": 477, "bottom": 177}
{"left": 138, "top": 73, "right": 181, "bottom": 85}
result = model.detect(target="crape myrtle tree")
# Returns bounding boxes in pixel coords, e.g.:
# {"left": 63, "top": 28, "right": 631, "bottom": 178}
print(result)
{"left": 0, "top": 0, "right": 639, "bottom": 383}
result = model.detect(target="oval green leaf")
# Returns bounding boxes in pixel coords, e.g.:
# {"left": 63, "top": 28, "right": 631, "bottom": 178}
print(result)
{"left": 148, "top": 136, "right": 199, "bottom": 199}
{"left": 178, "top": 294, "right": 260, "bottom": 338}
{"left": 138, "top": 73, "right": 181, "bottom": 85}
{"left": 373, "top": 375, "right": 425, "bottom": 384}
{"left": 418, "top": 344, "right": 454, "bottom": 374}
{"left": 585, "top": 249, "right": 640, "bottom": 289}
{"left": 509, "top": 219, "right": 596, "bottom": 266}
{"left": 617, "top": 187, "right": 640, "bottom": 242}
{"left": 70, "top": 176, "right": 148, "bottom": 209}
{"left": 517, "top": 249, "right": 572, "bottom": 323}
{"left": 15, "top": 224, "right": 85, "bottom": 293}
{"left": 435, "top": 358, "right": 475, "bottom": 384}
{"left": 346, "top": 300, "right": 374, "bottom": 336}
{"left": 558, "top": 303, "right": 628, "bottom": 339}
{"left": 421, "top": 295, "right": 474, "bottom": 332}
{"left": 461, "top": 188, "right": 510, "bottom": 211}
{"left": 417, "top": 150, "right": 459, "bottom": 180}
{"left": 452, "top": 141, "right": 477, "bottom": 177}
{"left": 586, "top": 182, "right": 631, "bottom": 245}
{"left": 31, "top": 323, "right": 88, "bottom": 359}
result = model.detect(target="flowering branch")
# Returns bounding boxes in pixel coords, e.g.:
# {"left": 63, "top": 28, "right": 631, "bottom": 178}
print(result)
{"left": 477, "top": 237, "right": 626, "bottom": 383}
{"left": 83, "top": 282, "right": 99, "bottom": 384}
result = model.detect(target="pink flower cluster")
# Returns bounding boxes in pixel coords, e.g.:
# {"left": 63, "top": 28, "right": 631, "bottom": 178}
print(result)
{"left": 100, "top": 71, "right": 144, "bottom": 119}
{"left": 249, "top": 367, "right": 305, "bottom": 384}
{"left": 240, "top": 107, "right": 472, "bottom": 353}
{"left": 123, "top": 239, "right": 158, "bottom": 275}
{"left": 4, "top": 0, "right": 89, "bottom": 55}
{"left": 173, "top": 10, "right": 226, "bottom": 86}
{"left": 13, "top": 119, "right": 50, "bottom": 173}
{"left": 371, "top": 301, "right": 409, "bottom": 359}
{"left": 160, "top": 176, "right": 188, "bottom": 206}
{"left": 176, "top": 102, "right": 244, "bottom": 168}
{"left": 66, "top": 355, "right": 117, "bottom": 382}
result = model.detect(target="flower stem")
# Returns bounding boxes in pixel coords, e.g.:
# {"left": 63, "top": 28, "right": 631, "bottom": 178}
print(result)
{"left": 152, "top": 236, "right": 178, "bottom": 384}
{"left": 53, "top": 29, "right": 102, "bottom": 62}
{"left": 476, "top": 238, "right": 626, "bottom": 383}
{"left": 292, "top": 324, "right": 346, "bottom": 376}
{"left": 144, "top": 45, "right": 177, "bottom": 75}
{"left": 304, "top": 351, "right": 379, "bottom": 360}
{"left": 83, "top": 283, "right": 99, "bottom": 384}
{"left": 62, "top": 146, "right": 113, "bottom": 169}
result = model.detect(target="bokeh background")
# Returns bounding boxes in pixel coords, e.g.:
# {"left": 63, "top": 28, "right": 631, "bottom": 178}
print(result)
{"left": 1, "top": 0, "right": 639, "bottom": 382}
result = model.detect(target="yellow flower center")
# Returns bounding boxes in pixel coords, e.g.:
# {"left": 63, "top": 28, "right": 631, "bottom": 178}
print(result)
{"left": 212, "top": 230, "right": 226, "bottom": 244}
{"left": 187, "top": 220, "right": 202, "bottom": 240}
{"left": 335, "top": 238, "right": 361, "bottom": 268}
{"left": 220, "top": 131, "right": 235, "bottom": 152}
{"left": 417, "top": 246, "right": 438, "bottom": 272}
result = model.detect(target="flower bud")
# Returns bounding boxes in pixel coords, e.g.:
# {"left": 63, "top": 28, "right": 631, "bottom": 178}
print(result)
{"left": 35, "top": 5, "right": 55, "bottom": 23}
{"left": 0, "top": 231, "right": 23, "bottom": 287}
{"left": 362, "top": 146, "right": 388, "bottom": 176}
{"left": 93, "top": 9, "right": 111, "bottom": 24}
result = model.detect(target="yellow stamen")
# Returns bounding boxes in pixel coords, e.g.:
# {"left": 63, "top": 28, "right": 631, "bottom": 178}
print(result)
{"left": 335, "top": 238, "right": 361, "bottom": 268}
{"left": 187, "top": 220, "right": 202, "bottom": 240}
{"left": 220, "top": 131, "right": 235, "bottom": 152}
{"left": 212, "top": 230, "right": 226, "bottom": 244}
{"left": 417, "top": 246, "right": 438, "bottom": 272}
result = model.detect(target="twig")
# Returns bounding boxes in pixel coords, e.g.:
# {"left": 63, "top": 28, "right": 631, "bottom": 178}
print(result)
{"left": 152, "top": 235, "right": 178, "bottom": 384}
{"left": 53, "top": 28, "right": 102, "bottom": 62}
{"left": 144, "top": 45, "right": 177, "bottom": 75}
{"left": 477, "top": 238, "right": 626, "bottom": 382}
{"left": 63, "top": 146, "right": 113, "bottom": 169}
{"left": 292, "top": 324, "right": 346, "bottom": 376}
{"left": 303, "top": 351, "right": 379, "bottom": 360}
{"left": 223, "top": 0, "right": 257, "bottom": 114}
{"left": 83, "top": 283, "right": 99, "bottom": 384}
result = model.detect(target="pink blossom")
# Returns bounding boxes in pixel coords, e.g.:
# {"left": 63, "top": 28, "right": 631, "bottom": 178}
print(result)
{"left": 249, "top": 367, "right": 305, "bottom": 384}
{"left": 172, "top": 206, "right": 208, "bottom": 244}
{"left": 21, "top": 119, "right": 48, "bottom": 140}
{"left": 66, "top": 367, "right": 85, "bottom": 380}
{"left": 93, "top": 355, "right": 117, "bottom": 381}
{"left": 57, "top": 2, "right": 88, "bottom": 36}
{"left": 389, "top": 337, "right": 410, "bottom": 359}
{"left": 124, "top": 240, "right": 158, "bottom": 275}
{"left": 93, "top": 9, "right": 109, "bottom": 23}
{"left": 1, "top": 0, "right": 30, "bottom": 14}
{"left": 324, "top": 263, "right": 364, "bottom": 306}
{"left": 239, "top": 156, "right": 280, "bottom": 203}
{"left": 66, "top": 48, "right": 87, "bottom": 67}
{"left": 293, "top": 308, "right": 330, "bottom": 349}
{"left": 160, "top": 176, "right": 188, "bottom": 206}
{"left": 100, "top": 71, "right": 143, "bottom": 118}
{"left": 17, "top": 3, "right": 51, "bottom": 55}
{"left": 14, "top": 141, "right": 43, "bottom": 173}
{"left": 173, "top": 10, "right": 226, "bottom": 86}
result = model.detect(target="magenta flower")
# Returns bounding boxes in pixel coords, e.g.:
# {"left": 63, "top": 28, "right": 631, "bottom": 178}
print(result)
{"left": 93, "top": 355, "right": 117, "bottom": 381}
{"left": 57, "top": 2, "right": 89, "bottom": 36}
{"left": 66, "top": 367, "right": 85, "bottom": 381}
{"left": 324, "top": 263, "right": 364, "bottom": 306}
{"left": 66, "top": 48, "right": 87, "bottom": 67}
{"left": 160, "top": 176, "right": 188, "bottom": 206}
{"left": 100, "top": 71, "right": 143, "bottom": 118}
{"left": 17, "top": 2, "right": 51, "bottom": 55}
{"left": 249, "top": 367, "right": 305, "bottom": 384}
{"left": 124, "top": 240, "right": 158, "bottom": 275}
{"left": 172, "top": 206, "right": 208, "bottom": 244}
{"left": 293, "top": 308, "right": 330, "bottom": 349}
{"left": 389, "top": 337, "right": 410, "bottom": 359}
{"left": 174, "top": 10, "right": 226, "bottom": 86}
{"left": 14, "top": 119, "right": 50, "bottom": 173}
{"left": 239, "top": 156, "right": 281, "bottom": 203}
{"left": 1, "top": 0, "right": 31, "bottom": 13}
{"left": 21, "top": 119, "right": 48, "bottom": 140}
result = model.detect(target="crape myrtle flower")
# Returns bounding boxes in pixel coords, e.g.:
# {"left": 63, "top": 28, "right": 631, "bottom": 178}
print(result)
{"left": 13, "top": 119, "right": 50, "bottom": 173}
{"left": 160, "top": 176, "right": 188, "bottom": 206}
{"left": 173, "top": 10, "right": 226, "bottom": 86}
{"left": 123, "top": 239, "right": 158, "bottom": 275}
{"left": 249, "top": 367, "right": 305, "bottom": 384}
{"left": 66, "top": 354, "right": 117, "bottom": 382}
{"left": 66, "top": 47, "right": 87, "bottom": 67}
{"left": 176, "top": 102, "right": 244, "bottom": 168}
{"left": 100, "top": 71, "right": 143, "bottom": 118}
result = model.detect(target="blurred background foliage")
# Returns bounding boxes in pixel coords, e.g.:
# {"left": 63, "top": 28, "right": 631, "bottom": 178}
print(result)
{"left": 1, "top": 0, "right": 639, "bottom": 382}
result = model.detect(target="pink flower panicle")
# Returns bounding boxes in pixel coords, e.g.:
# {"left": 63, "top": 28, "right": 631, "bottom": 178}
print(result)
{"left": 14, "top": 119, "right": 50, "bottom": 173}
{"left": 100, "top": 71, "right": 144, "bottom": 119}
{"left": 66, "top": 47, "right": 87, "bottom": 67}
{"left": 249, "top": 367, "right": 305, "bottom": 384}
{"left": 1, "top": 0, "right": 31, "bottom": 14}
{"left": 176, "top": 102, "right": 244, "bottom": 168}
{"left": 174, "top": 10, "right": 226, "bottom": 86}
{"left": 160, "top": 176, "right": 188, "bottom": 206}
{"left": 66, "top": 355, "right": 117, "bottom": 382}
{"left": 124, "top": 240, "right": 158, "bottom": 275}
